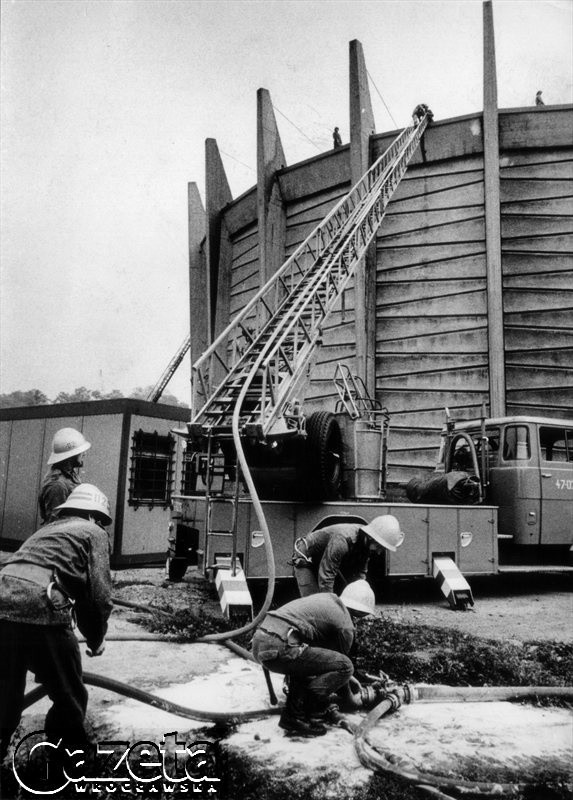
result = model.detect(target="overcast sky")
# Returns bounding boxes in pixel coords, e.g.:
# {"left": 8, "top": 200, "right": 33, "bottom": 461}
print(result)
{"left": 1, "top": 0, "right": 572, "bottom": 405}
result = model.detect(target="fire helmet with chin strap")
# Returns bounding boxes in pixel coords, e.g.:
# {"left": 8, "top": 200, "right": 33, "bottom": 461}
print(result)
{"left": 361, "top": 515, "right": 404, "bottom": 551}
{"left": 48, "top": 428, "right": 91, "bottom": 465}
{"left": 55, "top": 484, "right": 112, "bottom": 525}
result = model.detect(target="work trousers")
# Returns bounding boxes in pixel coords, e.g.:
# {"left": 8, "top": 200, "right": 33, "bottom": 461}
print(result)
{"left": 0, "top": 620, "right": 89, "bottom": 761}
{"left": 293, "top": 564, "right": 320, "bottom": 597}
{"left": 251, "top": 619, "right": 353, "bottom": 705}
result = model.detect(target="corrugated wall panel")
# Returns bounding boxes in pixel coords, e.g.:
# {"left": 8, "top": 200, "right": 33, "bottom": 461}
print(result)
{"left": 375, "top": 156, "right": 487, "bottom": 481}
{"left": 500, "top": 150, "right": 573, "bottom": 419}
{"left": 229, "top": 223, "right": 259, "bottom": 317}
{"left": 288, "top": 185, "right": 354, "bottom": 407}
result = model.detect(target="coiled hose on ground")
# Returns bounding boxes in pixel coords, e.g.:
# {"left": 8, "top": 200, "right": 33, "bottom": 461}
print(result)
{"left": 22, "top": 613, "right": 573, "bottom": 796}
{"left": 354, "top": 684, "right": 573, "bottom": 798}
{"left": 22, "top": 592, "right": 573, "bottom": 797}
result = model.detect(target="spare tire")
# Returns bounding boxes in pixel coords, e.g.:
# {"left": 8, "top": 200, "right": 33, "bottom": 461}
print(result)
{"left": 304, "top": 411, "right": 343, "bottom": 500}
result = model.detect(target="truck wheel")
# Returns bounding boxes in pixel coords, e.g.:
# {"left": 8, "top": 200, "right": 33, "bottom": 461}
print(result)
{"left": 165, "top": 556, "right": 188, "bottom": 582}
{"left": 304, "top": 411, "right": 343, "bottom": 499}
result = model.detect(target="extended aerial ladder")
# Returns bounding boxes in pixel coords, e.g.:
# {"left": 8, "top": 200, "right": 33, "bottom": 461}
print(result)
{"left": 173, "top": 112, "right": 432, "bottom": 628}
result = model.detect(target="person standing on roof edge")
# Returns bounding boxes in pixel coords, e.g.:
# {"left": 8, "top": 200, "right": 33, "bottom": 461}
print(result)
{"left": 252, "top": 579, "right": 376, "bottom": 737}
{"left": 0, "top": 484, "right": 113, "bottom": 765}
{"left": 291, "top": 515, "right": 405, "bottom": 597}
{"left": 535, "top": 90, "right": 545, "bottom": 106}
{"left": 333, "top": 126, "right": 342, "bottom": 148}
{"left": 39, "top": 427, "right": 91, "bottom": 524}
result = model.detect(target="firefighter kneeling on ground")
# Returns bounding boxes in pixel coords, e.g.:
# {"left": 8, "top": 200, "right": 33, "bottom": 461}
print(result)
{"left": 252, "top": 579, "right": 376, "bottom": 737}
{"left": 291, "top": 515, "right": 404, "bottom": 597}
{"left": 0, "top": 484, "right": 113, "bottom": 765}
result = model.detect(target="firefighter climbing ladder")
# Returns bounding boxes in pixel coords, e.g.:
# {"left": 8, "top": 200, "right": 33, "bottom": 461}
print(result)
{"left": 174, "top": 112, "right": 431, "bottom": 623}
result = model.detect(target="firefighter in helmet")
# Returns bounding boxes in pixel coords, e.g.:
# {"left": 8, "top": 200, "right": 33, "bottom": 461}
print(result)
{"left": 0, "top": 484, "right": 113, "bottom": 764}
{"left": 39, "top": 427, "right": 91, "bottom": 524}
{"left": 291, "top": 515, "right": 404, "bottom": 597}
{"left": 252, "top": 579, "right": 376, "bottom": 737}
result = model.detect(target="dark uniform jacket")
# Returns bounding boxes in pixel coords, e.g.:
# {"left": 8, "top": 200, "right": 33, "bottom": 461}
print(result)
{"left": 0, "top": 516, "right": 112, "bottom": 651}
{"left": 268, "top": 593, "right": 355, "bottom": 655}
{"left": 39, "top": 466, "right": 81, "bottom": 524}
{"left": 301, "top": 524, "right": 370, "bottom": 593}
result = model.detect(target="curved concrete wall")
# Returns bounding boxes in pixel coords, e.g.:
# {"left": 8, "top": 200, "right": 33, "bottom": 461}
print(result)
{"left": 213, "top": 106, "right": 572, "bottom": 483}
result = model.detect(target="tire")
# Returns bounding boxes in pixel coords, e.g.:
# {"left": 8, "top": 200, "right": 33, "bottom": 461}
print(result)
{"left": 165, "top": 556, "right": 188, "bottom": 582}
{"left": 303, "top": 411, "right": 343, "bottom": 500}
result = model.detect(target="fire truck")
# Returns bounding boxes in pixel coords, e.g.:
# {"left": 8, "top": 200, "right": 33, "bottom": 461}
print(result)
{"left": 161, "top": 112, "right": 572, "bottom": 611}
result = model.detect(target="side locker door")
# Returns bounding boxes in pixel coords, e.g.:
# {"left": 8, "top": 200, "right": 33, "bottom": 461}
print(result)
{"left": 539, "top": 425, "right": 573, "bottom": 545}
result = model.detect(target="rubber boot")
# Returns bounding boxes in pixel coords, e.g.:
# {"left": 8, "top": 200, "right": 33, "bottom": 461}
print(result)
{"left": 307, "top": 697, "right": 332, "bottom": 732}
{"left": 278, "top": 684, "right": 327, "bottom": 737}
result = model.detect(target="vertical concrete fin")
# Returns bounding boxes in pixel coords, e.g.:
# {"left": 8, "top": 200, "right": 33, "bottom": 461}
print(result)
{"left": 483, "top": 0, "right": 506, "bottom": 416}
{"left": 205, "top": 138, "right": 233, "bottom": 339}
{"left": 188, "top": 182, "right": 207, "bottom": 410}
{"left": 257, "top": 88, "right": 287, "bottom": 288}
{"left": 349, "top": 39, "right": 377, "bottom": 396}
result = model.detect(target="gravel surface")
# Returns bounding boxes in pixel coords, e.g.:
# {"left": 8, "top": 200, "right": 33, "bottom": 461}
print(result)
{"left": 110, "top": 566, "right": 573, "bottom": 643}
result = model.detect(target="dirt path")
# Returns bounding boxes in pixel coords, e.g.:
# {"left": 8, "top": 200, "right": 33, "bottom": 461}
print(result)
{"left": 379, "top": 572, "right": 573, "bottom": 642}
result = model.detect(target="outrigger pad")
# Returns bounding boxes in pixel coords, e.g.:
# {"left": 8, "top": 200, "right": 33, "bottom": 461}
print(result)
{"left": 215, "top": 566, "right": 254, "bottom": 620}
{"left": 432, "top": 556, "right": 475, "bottom": 611}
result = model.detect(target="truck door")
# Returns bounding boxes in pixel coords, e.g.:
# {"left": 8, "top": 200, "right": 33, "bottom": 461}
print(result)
{"left": 538, "top": 425, "right": 573, "bottom": 546}
{"left": 489, "top": 424, "right": 540, "bottom": 544}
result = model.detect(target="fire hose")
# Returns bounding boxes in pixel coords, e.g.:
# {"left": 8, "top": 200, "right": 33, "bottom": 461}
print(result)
{"left": 20, "top": 601, "right": 573, "bottom": 796}
{"left": 22, "top": 671, "right": 278, "bottom": 724}
{"left": 351, "top": 680, "right": 573, "bottom": 799}
{"left": 22, "top": 657, "right": 572, "bottom": 797}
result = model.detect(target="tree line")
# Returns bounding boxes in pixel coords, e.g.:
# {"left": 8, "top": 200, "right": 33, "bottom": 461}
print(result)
{"left": 0, "top": 386, "right": 189, "bottom": 409}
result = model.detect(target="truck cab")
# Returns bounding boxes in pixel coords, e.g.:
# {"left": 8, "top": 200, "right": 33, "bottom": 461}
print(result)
{"left": 440, "top": 416, "right": 573, "bottom": 554}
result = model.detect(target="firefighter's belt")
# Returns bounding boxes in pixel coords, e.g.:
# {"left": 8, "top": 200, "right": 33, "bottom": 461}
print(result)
{"left": 258, "top": 617, "right": 302, "bottom": 645}
{"left": 2, "top": 562, "right": 54, "bottom": 587}
{"left": 2, "top": 562, "right": 74, "bottom": 612}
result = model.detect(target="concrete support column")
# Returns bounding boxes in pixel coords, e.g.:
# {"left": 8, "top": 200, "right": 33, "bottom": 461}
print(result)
{"left": 257, "top": 88, "right": 287, "bottom": 290}
{"left": 205, "top": 138, "right": 233, "bottom": 341}
{"left": 483, "top": 1, "right": 506, "bottom": 416}
{"left": 349, "top": 39, "right": 377, "bottom": 397}
{"left": 188, "top": 182, "right": 207, "bottom": 412}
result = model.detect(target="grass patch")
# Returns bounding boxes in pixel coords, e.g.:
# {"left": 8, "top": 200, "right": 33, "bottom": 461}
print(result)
{"left": 354, "top": 615, "right": 573, "bottom": 689}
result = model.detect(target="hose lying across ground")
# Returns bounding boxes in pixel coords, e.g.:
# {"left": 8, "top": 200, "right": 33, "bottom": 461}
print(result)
{"left": 354, "top": 684, "right": 573, "bottom": 798}
{"left": 23, "top": 671, "right": 277, "bottom": 724}
{"left": 21, "top": 600, "right": 573, "bottom": 795}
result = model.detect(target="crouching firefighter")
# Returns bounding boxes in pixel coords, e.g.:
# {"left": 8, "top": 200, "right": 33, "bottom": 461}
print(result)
{"left": 251, "top": 579, "right": 376, "bottom": 737}
{"left": 0, "top": 484, "right": 113, "bottom": 764}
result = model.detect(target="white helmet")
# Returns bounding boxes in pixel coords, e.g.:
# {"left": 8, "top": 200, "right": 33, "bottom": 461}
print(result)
{"left": 48, "top": 428, "right": 91, "bottom": 465}
{"left": 340, "top": 579, "right": 376, "bottom": 616}
{"left": 55, "top": 484, "right": 112, "bottom": 525}
{"left": 362, "top": 515, "right": 404, "bottom": 551}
